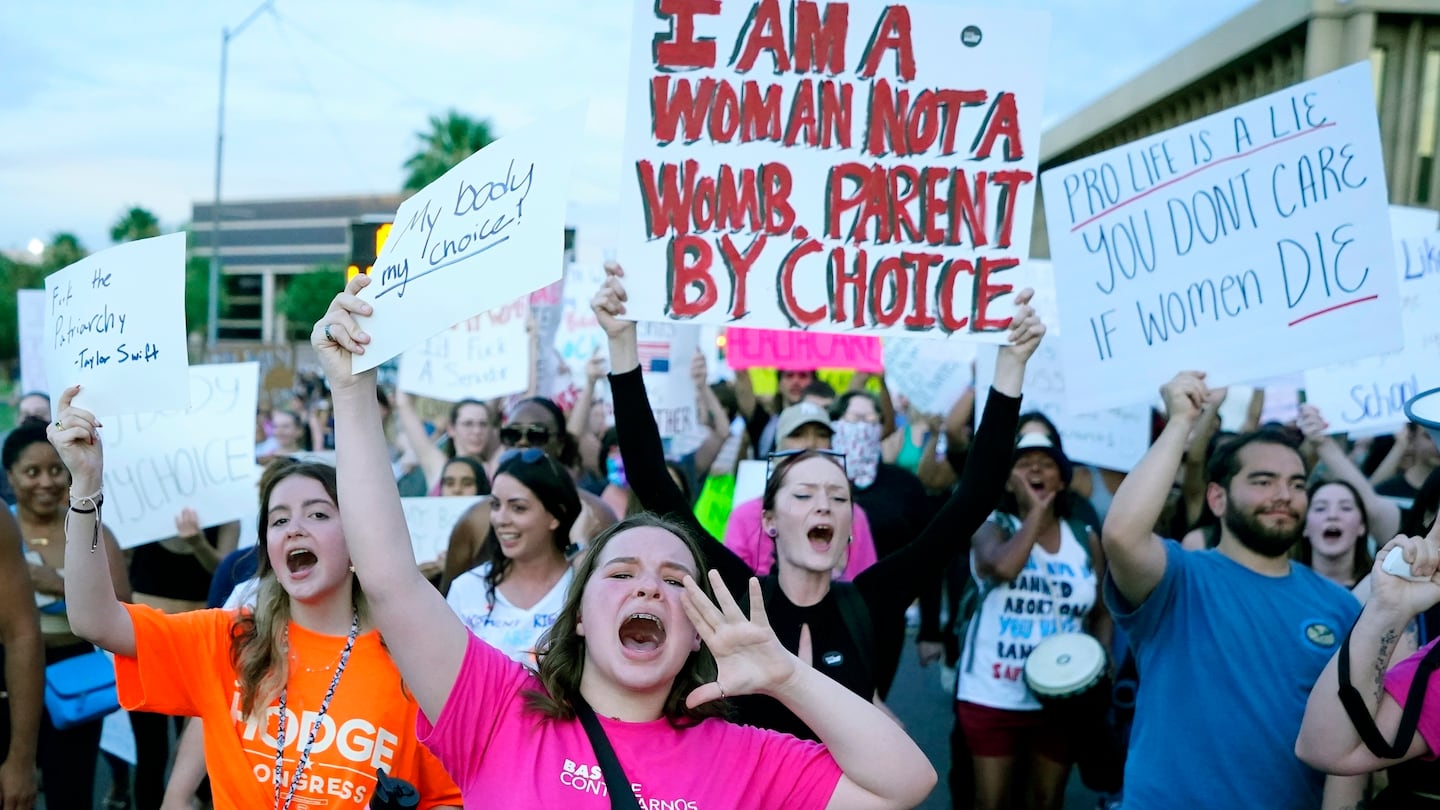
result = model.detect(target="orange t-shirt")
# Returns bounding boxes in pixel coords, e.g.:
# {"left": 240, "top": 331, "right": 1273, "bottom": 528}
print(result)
{"left": 116, "top": 604, "right": 460, "bottom": 809}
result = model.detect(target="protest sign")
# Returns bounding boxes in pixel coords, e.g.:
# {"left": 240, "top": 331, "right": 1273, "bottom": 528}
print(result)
{"left": 44, "top": 232, "right": 189, "bottom": 416}
{"left": 882, "top": 337, "right": 976, "bottom": 415}
{"left": 975, "top": 342, "right": 1150, "bottom": 472}
{"left": 353, "top": 106, "right": 584, "bottom": 372}
{"left": 531, "top": 279, "right": 567, "bottom": 400}
{"left": 618, "top": 3, "right": 1050, "bottom": 340}
{"left": 725, "top": 328, "right": 883, "bottom": 372}
{"left": 397, "top": 297, "right": 529, "bottom": 402}
{"left": 1217, "top": 381, "right": 1302, "bottom": 431}
{"left": 401, "top": 496, "right": 484, "bottom": 565}
{"left": 553, "top": 263, "right": 611, "bottom": 411}
{"left": 1042, "top": 62, "right": 1401, "bottom": 412}
{"left": 1305, "top": 206, "right": 1440, "bottom": 435}
{"left": 732, "top": 459, "right": 768, "bottom": 509}
{"left": 18, "top": 289, "right": 47, "bottom": 396}
{"left": 101, "top": 363, "right": 259, "bottom": 549}
{"left": 638, "top": 322, "right": 701, "bottom": 444}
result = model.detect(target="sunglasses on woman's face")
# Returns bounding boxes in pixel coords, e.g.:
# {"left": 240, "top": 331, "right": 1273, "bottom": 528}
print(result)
{"left": 500, "top": 425, "right": 552, "bottom": 448}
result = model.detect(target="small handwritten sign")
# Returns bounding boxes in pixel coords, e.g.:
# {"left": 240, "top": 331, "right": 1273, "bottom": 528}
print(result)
{"left": 352, "top": 105, "right": 585, "bottom": 373}
{"left": 882, "top": 337, "right": 976, "bottom": 415}
{"left": 101, "top": 363, "right": 259, "bottom": 549}
{"left": 397, "top": 297, "right": 530, "bottom": 402}
{"left": 725, "top": 328, "right": 883, "bottom": 372}
{"left": 401, "top": 496, "right": 484, "bottom": 565}
{"left": 44, "top": 233, "right": 189, "bottom": 416}
{"left": 1305, "top": 206, "right": 1440, "bottom": 435}
{"left": 1041, "top": 62, "right": 1401, "bottom": 412}
{"left": 639, "top": 322, "right": 701, "bottom": 444}
{"left": 18, "top": 289, "right": 48, "bottom": 397}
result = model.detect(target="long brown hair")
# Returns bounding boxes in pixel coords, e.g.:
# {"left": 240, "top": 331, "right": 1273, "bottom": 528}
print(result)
{"left": 523, "top": 513, "right": 728, "bottom": 727}
{"left": 229, "top": 460, "right": 369, "bottom": 720}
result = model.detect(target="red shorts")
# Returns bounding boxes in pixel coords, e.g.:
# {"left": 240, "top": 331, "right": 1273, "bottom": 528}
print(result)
{"left": 955, "top": 700, "right": 1072, "bottom": 762}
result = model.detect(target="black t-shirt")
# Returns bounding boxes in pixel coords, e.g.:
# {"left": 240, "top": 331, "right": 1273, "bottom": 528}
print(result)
{"left": 855, "top": 464, "right": 932, "bottom": 560}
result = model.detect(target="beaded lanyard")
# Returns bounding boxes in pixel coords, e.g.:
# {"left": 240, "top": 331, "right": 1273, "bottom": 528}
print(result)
{"left": 273, "top": 611, "right": 359, "bottom": 810}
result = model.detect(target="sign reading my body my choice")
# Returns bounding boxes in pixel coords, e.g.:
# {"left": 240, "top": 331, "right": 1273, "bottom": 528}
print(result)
{"left": 44, "top": 232, "right": 190, "bottom": 416}
{"left": 1042, "top": 62, "right": 1401, "bottom": 412}
{"left": 352, "top": 106, "right": 584, "bottom": 373}
{"left": 618, "top": 2, "right": 1050, "bottom": 340}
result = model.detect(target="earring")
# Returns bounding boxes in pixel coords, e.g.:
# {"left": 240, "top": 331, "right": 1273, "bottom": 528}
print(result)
{"left": 348, "top": 564, "right": 356, "bottom": 573}
{"left": 766, "top": 527, "right": 777, "bottom": 538}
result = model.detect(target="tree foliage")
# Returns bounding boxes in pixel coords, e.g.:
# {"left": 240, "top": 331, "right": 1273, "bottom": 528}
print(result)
{"left": 402, "top": 110, "right": 496, "bottom": 192}
{"left": 279, "top": 267, "right": 345, "bottom": 339}
{"left": 110, "top": 207, "right": 161, "bottom": 243}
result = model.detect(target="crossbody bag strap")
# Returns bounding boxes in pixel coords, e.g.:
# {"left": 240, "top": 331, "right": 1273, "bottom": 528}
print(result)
{"left": 1337, "top": 618, "right": 1440, "bottom": 759}
{"left": 573, "top": 697, "right": 643, "bottom": 810}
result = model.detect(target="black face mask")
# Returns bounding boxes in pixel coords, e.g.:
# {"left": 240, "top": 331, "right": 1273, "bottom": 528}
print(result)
{"left": 1223, "top": 498, "right": 1301, "bottom": 558}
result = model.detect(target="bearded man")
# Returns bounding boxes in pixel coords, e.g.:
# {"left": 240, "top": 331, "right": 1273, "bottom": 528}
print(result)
{"left": 1100, "top": 371, "right": 1364, "bottom": 810}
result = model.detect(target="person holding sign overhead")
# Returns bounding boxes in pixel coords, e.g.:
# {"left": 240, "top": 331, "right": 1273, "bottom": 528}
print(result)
{"left": 1102, "top": 371, "right": 1365, "bottom": 809}
{"left": 313, "top": 272, "right": 938, "bottom": 809}
{"left": 47, "top": 387, "right": 461, "bottom": 809}
{"left": 597, "top": 261, "right": 1040, "bottom": 742}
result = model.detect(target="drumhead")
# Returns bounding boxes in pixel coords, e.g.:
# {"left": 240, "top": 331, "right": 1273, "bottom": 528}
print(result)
{"left": 1025, "top": 633, "right": 1106, "bottom": 696}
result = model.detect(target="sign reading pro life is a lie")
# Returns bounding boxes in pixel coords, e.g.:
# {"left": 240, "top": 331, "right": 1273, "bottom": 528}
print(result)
{"left": 618, "top": 2, "right": 1050, "bottom": 341}
{"left": 1041, "top": 62, "right": 1401, "bottom": 412}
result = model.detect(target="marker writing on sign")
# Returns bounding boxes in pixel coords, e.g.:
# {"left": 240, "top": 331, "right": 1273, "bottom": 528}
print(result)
{"left": 77, "top": 343, "right": 159, "bottom": 369}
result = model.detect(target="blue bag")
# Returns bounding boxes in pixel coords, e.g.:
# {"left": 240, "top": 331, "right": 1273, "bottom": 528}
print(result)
{"left": 44, "top": 650, "right": 119, "bottom": 729}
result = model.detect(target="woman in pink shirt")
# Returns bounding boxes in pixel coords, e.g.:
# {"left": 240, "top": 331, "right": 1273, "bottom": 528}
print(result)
{"left": 315, "top": 275, "right": 938, "bottom": 809}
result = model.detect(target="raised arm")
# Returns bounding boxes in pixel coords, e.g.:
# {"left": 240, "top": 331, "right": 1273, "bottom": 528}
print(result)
{"left": 0, "top": 508, "right": 40, "bottom": 808}
{"left": 395, "top": 390, "right": 447, "bottom": 492}
{"left": 685, "top": 573, "right": 935, "bottom": 808}
{"left": 855, "top": 292, "right": 1040, "bottom": 612}
{"left": 594, "top": 263, "right": 754, "bottom": 594}
{"left": 1104, "top": 372, "right": 1208, "bottom": 608}
{"left": 316, "top": 274, "right": 470, "bottom": 722}
{"left": 1181, "top": 387, "right": 1225, "bottom": 529}
{"left": 50, "top": 386, "right": 135, "bottom": 656}
{"left": 1297, "top": 404, "right": 1402, "bottom": 543}
{"left": 1297, "top": 531, "right": 1440, "bottom": 774}
{"left": 917, "top": 413, "right": 959, "bottom": 491}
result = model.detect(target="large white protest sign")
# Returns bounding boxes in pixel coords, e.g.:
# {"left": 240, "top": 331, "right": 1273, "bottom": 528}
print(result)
{"left": 882, "top": 338, "right": 975, "bottom": 415}
{"left": 618, "top": 3, "right": 1049, "bottom": 340}
{"left": 401, "top": 496, "right": 484, "bottom": 565}
{"left": 397, "top": 297, "right": 529, "bottom": 402}
{"left": 44, "top": 233, "right": 189, "bottom": 416}
{"left": 18, "top": 289, "right": 47, "bottom": 396}
{"left": 638, "top": 322, "right": 701, "bottom": 448}
{"left": 353, "top": 106, "right": 584, "bottom": 373}
{"left": 976, "top": 342, "right": 1151, "bottom": 472}
{"left": 1305, "top": 206, "right": 1440, "bottom": 435}
{"left": 1042, "top": 62, "right": 1401, "bottom": 412}
{"left": 101, "top": 363, "right": 259, "bottom": 549}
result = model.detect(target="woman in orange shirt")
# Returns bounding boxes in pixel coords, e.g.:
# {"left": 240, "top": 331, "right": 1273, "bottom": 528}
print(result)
{"left": 46, "top": 392, "right": 460, "bottom": 810}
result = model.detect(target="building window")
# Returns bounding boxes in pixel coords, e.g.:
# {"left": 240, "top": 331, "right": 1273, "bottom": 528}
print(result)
{"left": 1418, "top": 48, "right": 1440, "bottom": 204}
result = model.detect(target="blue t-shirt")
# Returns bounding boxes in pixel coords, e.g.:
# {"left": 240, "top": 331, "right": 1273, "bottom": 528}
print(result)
{"left": 1105, "top": 541, "right": 1360, "bottom": 810}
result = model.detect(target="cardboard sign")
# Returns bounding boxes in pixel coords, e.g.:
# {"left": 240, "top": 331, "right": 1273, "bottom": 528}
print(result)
{"left": 1041, "top": 62, "right": 1401, "bottom": 412}
{"left": 618, "top": 3, "right": 1050, "bottom": 339}
{"left": 44, "top": 232, "right": 190, "bottom": 417}
{"left": 1305, "top": 206, "right": 1440, "bottom": 436}
{"left": 353, "top": 106, "right": 584, "bottom": 372}
{"left": 882, "top": 337, "right": 976, "bottom": 415}
{"left": 397, "top": 297, "right": 530, "bottom": 402}
{"left": 725, "top": 328, "right": 883, "bottom": 372}
{"left": 975, "top": 342, "right": 1150, "bottom": 472}
{"left": 400, "top": 496, "right": 484, "bottom": 565}
{"left": 101, "top": 363, "right": 259, "bottom": 549}
{"left": 18, "top": 289, "right": 47, "bottom": 397}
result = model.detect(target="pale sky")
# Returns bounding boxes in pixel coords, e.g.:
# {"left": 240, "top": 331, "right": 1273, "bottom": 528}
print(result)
{"left": 0, "top": 0, "right": 1256, "bottom": 264}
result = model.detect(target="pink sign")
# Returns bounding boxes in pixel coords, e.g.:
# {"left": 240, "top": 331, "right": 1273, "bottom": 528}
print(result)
{"left": 725, "top": 328, "right": 883, "bottom": 372}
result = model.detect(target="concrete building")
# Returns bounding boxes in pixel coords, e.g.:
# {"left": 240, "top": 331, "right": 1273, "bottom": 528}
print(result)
{"left": 190, "top": 193, "right": 404, "bottom": 342}
{"left": 1035, "top": 0, "right": 1440, "bottom": 257}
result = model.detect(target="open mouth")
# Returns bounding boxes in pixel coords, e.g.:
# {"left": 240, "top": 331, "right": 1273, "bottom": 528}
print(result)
{"left": 1322, "top": 527, "right": 1344, "bottom": 540}
{"left": 286, "top": 548, "right": 318, "bottom": 575}
{"left": 807, "top": 524, "right": 835, "bottom": 551}
{"left": 619, "top": 613, "right": 666, "bottom": 652}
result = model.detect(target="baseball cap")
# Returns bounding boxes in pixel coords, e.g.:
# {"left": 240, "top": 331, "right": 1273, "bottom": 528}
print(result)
{"left": 1013, "top": 431, "right": 1073, "bottom": 484}
{"left": 776, "top": 401, "right": 834, "bottom": 440}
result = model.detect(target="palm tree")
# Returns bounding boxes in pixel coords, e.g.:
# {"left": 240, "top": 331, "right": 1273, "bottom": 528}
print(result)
{"left": 42, "top": 233, "right": 88, "bottom": 272}
{"left": 402, "top": 110, "right": 496, "bottom": 192}
{"left": 110, "top": 206, "right": 161, "bottom": 243}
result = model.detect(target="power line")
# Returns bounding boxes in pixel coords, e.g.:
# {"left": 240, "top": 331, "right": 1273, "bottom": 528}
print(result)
{"left": 269, "top": 9, "right": 451, "bottom": 113}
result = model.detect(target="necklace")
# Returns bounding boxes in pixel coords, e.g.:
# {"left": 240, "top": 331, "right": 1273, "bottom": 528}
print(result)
{"left": 273, "top": 611, "right": 359, "bottom": 810}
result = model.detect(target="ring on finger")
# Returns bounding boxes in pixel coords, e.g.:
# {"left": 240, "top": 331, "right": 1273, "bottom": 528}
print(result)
{"left": 323, "top": 324, "right": 335, "bottom": 343}
{"left": 53, "top": 420, "right": 62, "bottom": 430}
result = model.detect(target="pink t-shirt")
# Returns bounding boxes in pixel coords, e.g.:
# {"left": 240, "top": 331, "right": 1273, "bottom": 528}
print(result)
{"left": 418, "top": 634, "right": 843, "bottom": 808}
{"left": 1385, "top": 637, "right": 1440, "bottom": 759}
{"left": 721, "top": 497, "right": 878, "bottom": 581}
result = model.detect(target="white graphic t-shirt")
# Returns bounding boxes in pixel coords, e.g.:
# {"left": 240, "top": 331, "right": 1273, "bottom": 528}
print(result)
{"left": 446, "top": 562, "right": 572, "bottom": 665}
{"left": 957, "top": 513, "right": 1098, "bottom": 711}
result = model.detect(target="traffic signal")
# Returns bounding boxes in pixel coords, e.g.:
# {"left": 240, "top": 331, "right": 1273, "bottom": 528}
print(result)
{"left": 347, "top": 220, "right": 393, "bottom": 281}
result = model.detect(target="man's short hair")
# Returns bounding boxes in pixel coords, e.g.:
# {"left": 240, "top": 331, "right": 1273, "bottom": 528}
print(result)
{"left": 1205, "top": 427, "right": 1304, "bottom": 491}
{"left": 801, "top": 379, "right": 836, "bottom": 400}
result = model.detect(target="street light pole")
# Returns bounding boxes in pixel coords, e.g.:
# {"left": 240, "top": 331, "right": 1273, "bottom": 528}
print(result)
{"left": 208, "top": 0, "right": 275, "bottom": 350}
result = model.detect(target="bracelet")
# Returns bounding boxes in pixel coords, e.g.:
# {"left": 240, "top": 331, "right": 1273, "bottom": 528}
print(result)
{"left": 65, "top": 490, "right": 104, "bottom": 551}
